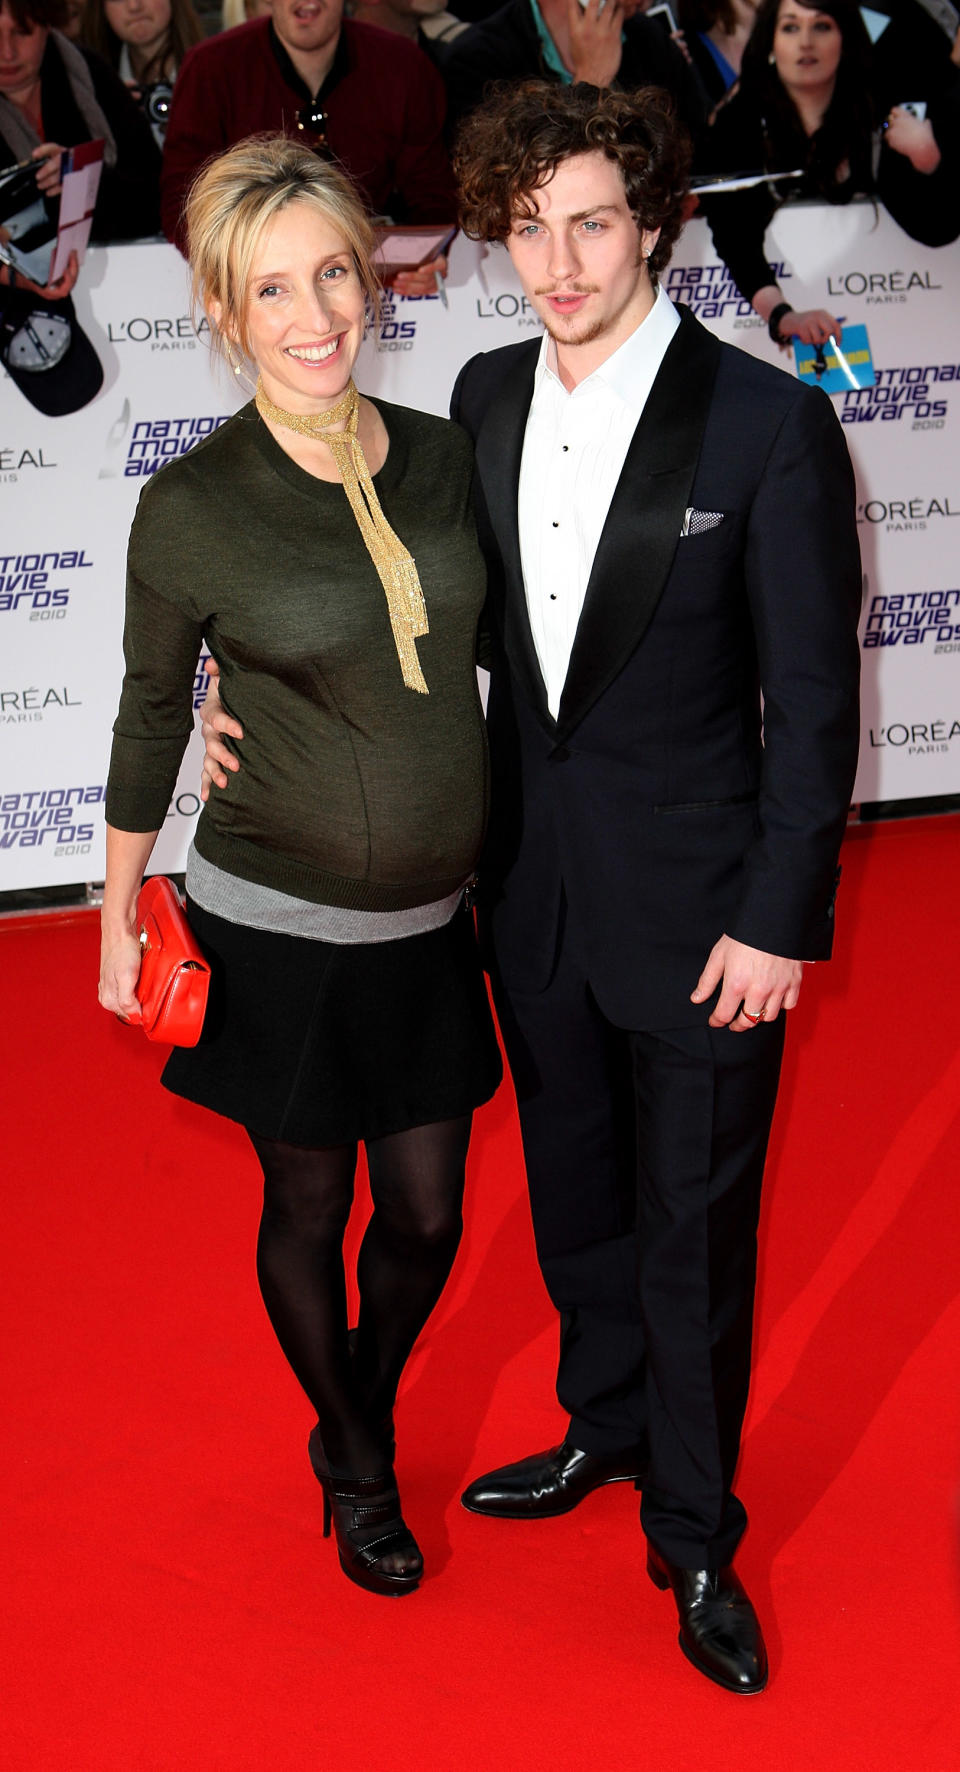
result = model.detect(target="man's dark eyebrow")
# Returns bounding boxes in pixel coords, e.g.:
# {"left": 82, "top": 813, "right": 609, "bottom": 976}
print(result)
{"left": 510, "top": 203, "right": 622, "bottom": 227}
{"left": 565, "top": 204, "right": 621, "bottom": 224}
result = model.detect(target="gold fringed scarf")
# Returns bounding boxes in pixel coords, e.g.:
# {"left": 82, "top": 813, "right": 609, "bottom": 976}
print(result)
{"left": 255, "top": 377, "right": 429, "bottom": 695}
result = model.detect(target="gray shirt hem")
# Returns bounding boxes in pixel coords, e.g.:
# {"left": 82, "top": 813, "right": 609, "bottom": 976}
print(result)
{"left": 186, "top": 846, "right": 465, "bottom": 945}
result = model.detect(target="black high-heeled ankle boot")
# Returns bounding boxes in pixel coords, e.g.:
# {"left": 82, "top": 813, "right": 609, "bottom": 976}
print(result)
{"left": 308, "top": 1427, "right": 422, "bottom": 1597}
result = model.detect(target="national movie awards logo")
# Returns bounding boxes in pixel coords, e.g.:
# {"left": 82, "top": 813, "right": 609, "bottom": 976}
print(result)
{"left": 664, "top": 261, "right": 792, "bottom": 328}
{"left": 373, "top": 289, "right": 449, "bottom": 353}
{"left": 0, "top": 683, "right": 82, "bottom": 725}
{"left": 868, "top": 713, "right": 960, "bottom": 756}
{"left": 99, "top": 401, "right": 231, "bottom": 479}
{"left": 840, "top": 361, "right": 957, "bottom": 432}
{"left": 0, "top": 782, "right": 104, "bottom": 856}
{"left": 0, "top": 546, "right": 93, "bottom": 622}
{"left": 862, "top": 586, "right": 960, "bottom": 651}
{"left": 375, "top": 293, "right": 416, "bottom": 353}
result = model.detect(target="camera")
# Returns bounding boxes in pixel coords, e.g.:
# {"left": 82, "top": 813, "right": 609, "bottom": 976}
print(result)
{"left": 137, "top": 81, "right": 173, "bottom": 133}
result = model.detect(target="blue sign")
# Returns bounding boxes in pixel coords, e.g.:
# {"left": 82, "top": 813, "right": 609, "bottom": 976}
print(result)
{"left": 794, "top": 325, "right": 876, "bottom": 393}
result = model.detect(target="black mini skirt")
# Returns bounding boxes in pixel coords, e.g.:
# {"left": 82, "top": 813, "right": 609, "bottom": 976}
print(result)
{"left": 161, "top": 897, "right": 502, "bottom": 1146}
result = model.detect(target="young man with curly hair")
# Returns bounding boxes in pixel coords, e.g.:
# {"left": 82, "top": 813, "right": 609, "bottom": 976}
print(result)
{"left": 451, "top": 79, "right": 861, "bottom": 1693}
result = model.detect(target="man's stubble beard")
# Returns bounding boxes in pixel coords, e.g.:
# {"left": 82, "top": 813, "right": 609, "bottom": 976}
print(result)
{"left": 541, "top": 312, "right": 607, "bottom": 349}
{"left": 534, "top": 289, "right": 604, "bottom": 350}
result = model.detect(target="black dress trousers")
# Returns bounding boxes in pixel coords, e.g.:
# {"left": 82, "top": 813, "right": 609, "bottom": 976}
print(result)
{"left": 492, "top": 910, "right": 785, "bottom": 1569}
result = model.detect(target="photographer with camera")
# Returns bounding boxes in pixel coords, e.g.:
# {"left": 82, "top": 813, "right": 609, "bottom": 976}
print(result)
{"left": 79, "top": 0, "right": 203, "bottom": 146}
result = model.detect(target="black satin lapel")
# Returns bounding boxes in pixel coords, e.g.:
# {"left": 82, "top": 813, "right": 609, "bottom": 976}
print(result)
{"left": 472, "top": 346, "right": 551, "bottom": 724}
{"left": 557, "top": 306, "right": 722, "bottom": 738}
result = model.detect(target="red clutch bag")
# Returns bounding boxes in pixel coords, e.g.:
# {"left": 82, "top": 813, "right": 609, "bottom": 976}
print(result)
{"left": 135, "top": 875, "right": 211, "bottom": 1047}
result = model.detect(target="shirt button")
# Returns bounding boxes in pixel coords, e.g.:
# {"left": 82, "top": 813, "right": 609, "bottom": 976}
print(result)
{"left": 552, "top": 521, "right": 559, "bottom": 528}
{"left": 561, "top": 444, "right": 569, "bottom": 452}
{"left": 549, "top": 593, "right": 557, "bottom": 601}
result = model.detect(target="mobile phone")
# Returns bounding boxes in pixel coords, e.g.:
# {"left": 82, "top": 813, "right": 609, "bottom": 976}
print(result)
{"left": 897, "top": 101, "right": 927, "bottom": 120}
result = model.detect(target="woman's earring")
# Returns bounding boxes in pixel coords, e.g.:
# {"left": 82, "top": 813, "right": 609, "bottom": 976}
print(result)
{"left": 225, "top": 340, "right": 244, "bottom": 378}
{"left": 768, "top": 50, "right": 776, "bottom": 63}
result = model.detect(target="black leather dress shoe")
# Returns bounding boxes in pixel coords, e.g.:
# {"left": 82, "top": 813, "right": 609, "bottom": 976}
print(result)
{"left": 461, "top": 1440, "right": 646, "bottom": 1519}
{"left": 647, "top": 1546, "right": 768, "bottom": 1694}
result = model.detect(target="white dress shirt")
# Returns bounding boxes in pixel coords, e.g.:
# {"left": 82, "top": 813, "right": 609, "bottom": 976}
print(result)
{"left": 518, "top": 284, "right": 680, "bottom": 719}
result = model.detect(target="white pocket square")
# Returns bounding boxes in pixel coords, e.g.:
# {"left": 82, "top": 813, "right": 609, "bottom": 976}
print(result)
{"left": 681, "top": 508, "right": 725, "bottom": 537}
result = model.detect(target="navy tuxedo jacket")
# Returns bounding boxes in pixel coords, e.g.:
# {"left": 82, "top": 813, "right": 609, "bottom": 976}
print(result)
{"left": 451, "top": 303, "right": 862, "bottom": 1029}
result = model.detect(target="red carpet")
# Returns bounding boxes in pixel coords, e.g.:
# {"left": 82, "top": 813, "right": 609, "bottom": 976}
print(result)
{"left": 3, "top": 816, "right": 959, "bottom": 1769}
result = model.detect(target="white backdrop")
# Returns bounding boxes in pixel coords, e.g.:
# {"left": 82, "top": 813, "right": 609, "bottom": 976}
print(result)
{"left": 2, "top": 203, "right": 958, "bottom": 891}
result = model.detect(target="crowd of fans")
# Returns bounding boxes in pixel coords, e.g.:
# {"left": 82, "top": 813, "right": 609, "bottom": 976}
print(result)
{"left": 2, "top": 0, "right": 958, "bottom": 375}
{"left": 697, "top": 0, "right": 960, "bottom": 339}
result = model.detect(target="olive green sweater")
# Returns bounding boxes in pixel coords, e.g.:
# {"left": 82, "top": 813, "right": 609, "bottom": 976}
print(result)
{"left": 106, "top": 400, "right": 489, "bottom": 911}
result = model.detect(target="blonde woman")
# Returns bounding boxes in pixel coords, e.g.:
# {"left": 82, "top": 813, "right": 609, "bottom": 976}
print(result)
{"left": 98, "top": 136, "right": 500, "bottom": 1597}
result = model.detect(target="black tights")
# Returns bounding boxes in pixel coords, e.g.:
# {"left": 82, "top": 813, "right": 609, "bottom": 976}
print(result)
{"left": 248, "top": 1116, "right": 471, "bottom": 1476}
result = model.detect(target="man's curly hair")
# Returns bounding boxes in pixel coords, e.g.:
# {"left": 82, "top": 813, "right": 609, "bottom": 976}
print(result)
{"left": 454, "top": 81, "right": 691, "bottom": 281}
